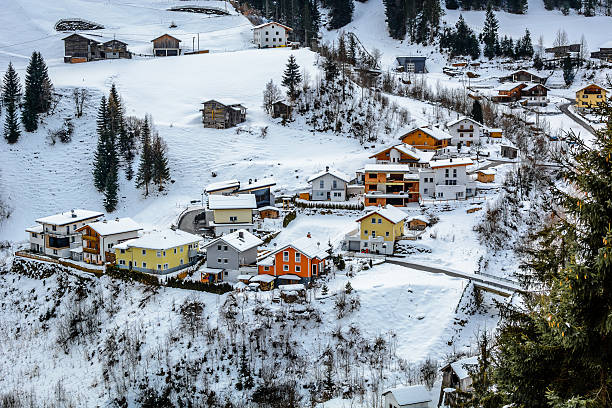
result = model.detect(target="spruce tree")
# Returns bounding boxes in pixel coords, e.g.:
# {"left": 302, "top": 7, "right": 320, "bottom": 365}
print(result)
{"left": 481, "top": 3, "right": 499, "bottom": 59}
{"left": 329, "top": 0, "right": 354, "bottom": 29}
{"left": 93, "top": 96, "right": 110, "bottom": 192}
{"left": 22, "top": 52, "right": 40, "bottom": 132}
{"left": 494, "top": 105, "right": 612, "bottom": 407}
{"left": 151, "top": 134, "right": 171, "bottom": 192}
{"left": 384, "top": 0, "right": 407, "bottom": 39}
{"left": 3, "top": 63, "right": 22, "bottom": 144}
{"left": 136, "top": 117, "right": 153, "bottom": 196}
{"left": 563, "top": 55, "right": 575, "bottom": 85}
{"left": 282, "top": 55, "right": 302, "bottom": 101}
{"left": 471, "top": 99, "right": 484, "bottom": 124}
{"left": 104, "top": 153, "right": 119, "bottom": 212}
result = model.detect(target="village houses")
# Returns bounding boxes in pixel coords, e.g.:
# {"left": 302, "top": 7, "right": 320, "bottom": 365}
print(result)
{"left": 200, "top": 229, "right": 263, "bottom": 283}
{"left": 400, "top": 126, "right": 452, "bottom": 151}
{"left": 307, "top": 167, "right": 351, "bottom": 202}
{"left": 77, "top": 217, "right": 142, "bottom": 265}
{"left": 206, "top": 194, "right": 257, "bottom": 236}
{"left": 114, "top": 229, "right": 201, "bottom": 274}
{"left": 445, "top": 116, "right": 484, "bottom": 147}
{"left": 63, "top": 33, "right": 131, "bottom": 63}
{"left": 344, "top": 205, "right": 407, "bottom": 255}
{"left": 383, "top": 385, "right": 432, "bottom": 408}
{"left": 419, "top": 157, "right": 474, "bottom": 200}
{"left": 252, "top": 21, "right": 292, "bottom": 48}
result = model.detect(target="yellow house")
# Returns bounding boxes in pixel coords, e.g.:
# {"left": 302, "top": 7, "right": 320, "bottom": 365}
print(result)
{"left": 351, "top": 205, "right": 407, "bottom": 255}
{"left": 208, "top": 194, "right": 257, "bottom": 236}
{"left": 477, "top": 169, "right": 495, "bottom": 183}
{"left": 576, "top": 84, "right": 607, "bottom": 110}
{"left": 114, "top": 229, "right": 201, "bottom": 274}
{"left": 400, "top": 126, "right": 452, "bottom": 151}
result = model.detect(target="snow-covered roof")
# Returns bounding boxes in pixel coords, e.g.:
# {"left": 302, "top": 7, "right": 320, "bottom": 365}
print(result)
{"left": 307, "top": 168, "right": 351, "bottom": 183}
{"left": 523, "top": 84, "right": 550, "bottom": 92}
{"left": 370, "top": 144, "right": 435, "bottom": 164}
{"left": 477, "top": 169, "right": 496, "bottom": 175}
{"left": 279, "top": 283, "right": 305, "bottom": 291}
{"left": 36, "top": 209, "right": 104, "bottom": 226}
{"left": 407, "top": 215, "right": 428, "bottom": 224}
{"left": 486, "top": 128, "right": 502, "bottom": 133}
{"left": 357, "top": 205, "right": 407, "bottom": 224}
{"left": 419, "top": 126, "right": 452, "bottom": 141}
{"left": 203, "top": 229, "right": 263, "bottom": 252}
{"left": 258, "top": 255, "right": 275, "bottom": 266}
{"left": 273, "top": 237, "right": 330, "bottom": 260}
{"left": 277, "top": 274, "right": 301, "bottom": 280}
{"left": 250, "top": 274, "right": 276, "bottom": 283}
{"left": 252, "top": 21, "right": 293, "bottom": 31}
{"left": 383, "top": 385, "right": 431, "bottom": 406}
{"left": 364, "top": 164, "right": 415, "bottom": 173}
{"left": 236, "top": 274, "right": 253, "bottom": 280}
{"left": 113, "top": 229, "right": 201, "bottom": 250}
{"left": 576, "top": 83, "right": 608, "bottom": 92}
{"left": 208, "top": 194, "right": 257, "bottom": 210}
{"left": 450, "top": 356, "right": 478, "bottom": 380}
{"left": 258, "top": 205, "right": 280, "bottom": 212}
{"left": 70, "top": 246, "right": 83, "bottom": 254}
{"left": 82, "top": 217, "right": 142, "bottom": 236}
{"left": 62, "top": 32, "right": 111, "bottom": 43}
{"left": 205, "top": 179, "right": 240, "bottom": 193}
{"left": 238, "top": 177, "right": 276, "bottom": 192}
{"left": 25, "top": 225, "right": 43, "bottom": 233}
{"left": 446, "top": 116, "right": 483, "bottom": 128}
{"left": 496, "top": 82, "right": 526, "bottom": 92}
{"left": 429, "top": 157, "right": 473, "bottom": 168}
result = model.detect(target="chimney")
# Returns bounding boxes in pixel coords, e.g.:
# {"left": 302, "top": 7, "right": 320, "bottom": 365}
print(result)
{"left": 307, "top": 232, "right": 311, "bottom": 238}
{"left": 239, "top": 231, "right": 244, "bottom": 239}
{"left": 115, "top": 217, "right": 119, "bottom": 222}
{"left": 450, "top": 158, "right": 453, "bottom": 162}
{"left": 71, "top": 209, "right": 77, "bottom": 218}
{"left": 249, "top": 179, "right": 252, "bottom": 184}
{"left": 325, "top": 166, "right": 329, "bottom": 172}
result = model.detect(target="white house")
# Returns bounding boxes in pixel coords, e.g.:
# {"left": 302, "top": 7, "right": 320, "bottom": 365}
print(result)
{"left": 252, "top": 22, "right": 292, "bottom": 48}
{"left": 307, "top": 166, "right": 351, "bottom": 202}
{"left": 419, "top": 157, "right": 475, "bottom": 200}
{"left": 26, "top": 209, "right": 104, "bottom": 260}
{"left": 77, "top": 217, "right": 142, "bottom": 265}
{"left": 206, "top": 194, "right": 257, "bottom": 236}
{"left": 382, "top": 385, "right": 432, "bottom": 408}
{"left": 446, "top": 116, "right": 484, "bottom": 147}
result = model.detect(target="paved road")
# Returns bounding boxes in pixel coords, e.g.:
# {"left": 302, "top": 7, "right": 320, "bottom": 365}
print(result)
{"left": 177, "top": 208, "right": 207, "bottom": 235}
{"left": 559, "top": 100, "right": 597, "bottom": 136}
{"left": 386, "top": 259, "right": 522, "bottom": 296}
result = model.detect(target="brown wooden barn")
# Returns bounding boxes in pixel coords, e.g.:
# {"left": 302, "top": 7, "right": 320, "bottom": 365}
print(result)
{"left": 101, "top": 39, "right": 131, "bottom": 59}
{"left": 152, "top": 34, "right": 182, "bottom": 56}
{"left": 200, "top": 100, "right": 247, "bottom": 129}
{"left": 258, "top": 206, "right": 280, "bottom": 220}
{"left": 63, "top": 33, "right": 131, "bottom": 63}
{"left": 272, "top": 100, "right": 292, "bottom": 119}
{"left": 407, "top": 216, "right": 428, "bottom": 231}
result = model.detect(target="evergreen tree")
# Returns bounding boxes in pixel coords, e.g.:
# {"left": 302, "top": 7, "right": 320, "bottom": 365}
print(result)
{"left": 3, "top": 63, "right": 22, "bottom": 144}
{"left": 103, "top": 152, "right": 119, "bottom": 212}
{"left": 93, "top": 96, "right": 111, "bottom": 192}
{"left": 323, "top": 58, "right": 339, "bottom": 82}
{"left": 136, "top": 117, "right": 153, "bottom": 196}
{"left": 151, "top": 134, "right": 171, "bottom": 192}
{"left": 471, "top": 99, "right": 484, "bottom": 124}
{"left": 329, "top": 0, "right": 354, "bottom": 29}
{"left": 445, "top": 0, "right": 460, "bottom": 9}
{"left": 563, "top": 55, "right": 575, "bottom": 85}
{"left": 533, "top": 54, "right": 544, "bottom": 70}
{"left": 384, "top": 0, "right": 407, "bottom": 39}
{"left": 282, "top": 55, "right": 302, "bottom": 101}
{"left": 494, "top": 105, "right": 612, "bottom": 407}
{"left": 21, "top": 52, "right": 40, "bottom": 132}
{"left": 457, "top": 333, "right": 503, "bottom": 408}
{"left": 481, "top": 3, "right": 499, "bottom": 59}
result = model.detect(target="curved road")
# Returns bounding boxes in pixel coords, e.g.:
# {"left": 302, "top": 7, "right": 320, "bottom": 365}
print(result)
{"left": 177, "top": 208, "right": 207, "bottom": 235}
{"left": 559, "top": 100, "right": 597, "bottom": 136}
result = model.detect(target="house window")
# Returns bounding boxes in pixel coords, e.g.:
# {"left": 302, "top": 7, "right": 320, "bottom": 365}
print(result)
{"left": 134, "top": 262, "right": 138, "bottom": 267}
{"left": 108, "top": 244, "right": 112, "bottom": 249}
{"left": 295, "top": 265, "right": 301, "bottom": 273}
{"left": 142, "top": 249, "right": 146, "bottom": 255}
{"left": 230, "top": 216, "right": 238, "bottom": 222}
{"left": 223, "top": 245, "right": 228, "bottom": 251}
{"left": 174, "top": 248, "right": 177, "bottom": 254}
{"left": 283, "top": 251, "right": 289, "bottom": 261}
{"left": 424, "top": 188, "right": 428, "bottom": 194}
{"left": 224, "top": 259, "right": 228, "bottom": 263}
{"left": 53, "top": 249, "right": 57, "bottom": 255}
{"left": 52, "top": 225, "right": 56, "bottom": 231}
{"left": 157, "top": 264, "right": 162, "bottom": 270}
{"left": 368, "top": 198, "right": 376, "bottom": 204}
{"left": 363, "top": 242, "right": 368, "bottom": 247}
{"left": 386, "top": 231, "right": 390, "bottom": 237}
{"left": 142, "top": 262, "right": 147, "bottom": 268}
{"left": 180, "top": 247, "right": 184, "bottom": 253}
{"left": 120, "top": 249, "right": 125, "bottom": 254}
{"left": 295, "top": 253, "right": 301, "bottom": 262}
{"left": 378, "top": 218, "right": 382, "bottom": 224}
{"left": 217, "top": 258, "right": 222, "bottom": 263}
{"left": 372, "top": 231, "right": 376, "bottom": 237}
{"left": 264, "top": 266, "right": 269, "bottom": 271}
{"left": 437, "top": 192, "right": 443, "bottom": 198}
{"left": 371, "top": 218, "right": 376, "bottom": 224}
{"left": 283, "top": 265, "right": 289, "bottom": 271}
{"left": 157, "top": 251, "right": 161, "bottom": 257}
{"left": 71, "top": 236, "right": 75, "bottom": 243}
{"left": 163, "top": 263, "right": 169, "bottom": 270}
{"left": 332, "top": 180, "right": 337, "bottom": 189}
{"left": 445, "top": 169, "right": 449, "bottom": 177}
{"left": 364, "top": 230, "right": 368, "bottom": 235}
{"left": 119, "top": 260, "right": 125, "bottom": 265}
{"left": 453, "top": 169, "right": 457, "bottom": 177}
{"left": 368, "top": 173, "right": 376, "bottom": 179}
{"left": 31, "top": 233, "right": 37, "bottom": 238}
{"left": 319, "top": 180, "right": 324, "bottom": 188}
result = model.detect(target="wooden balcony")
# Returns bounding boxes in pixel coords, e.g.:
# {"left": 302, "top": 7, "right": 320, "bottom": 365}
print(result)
{"left": 82, "top": 235, "right": 98, "bottom": 241}
{"left": 83, "top": 247, "right": 99, "bottom": 254}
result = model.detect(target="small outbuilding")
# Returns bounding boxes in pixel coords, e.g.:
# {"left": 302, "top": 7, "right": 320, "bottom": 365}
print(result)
{"left": 258, "top": 206, "right": 280, "bottom": 219}
{"left": 152, "top": 34, "right": 182, "bottom": 57}
{"left": 407, "top": 216, "right": 429, "bottom": 231}
{"left": 382, "top": 385, "right": 432, "bottom": 408}
{"left": 477, "top": 169, "right": 495, "bottom": 183}
{"left": 501, "top": 144, "right": 518, "bottom": 159}
{"left": 272, "top": 100, "right": 292, "bottom": 119}
{"left": 201, "top": 99, "right": 247, "bottom": 129}
{"left": 249, "top": 274, "right": 275, "bottom": 291}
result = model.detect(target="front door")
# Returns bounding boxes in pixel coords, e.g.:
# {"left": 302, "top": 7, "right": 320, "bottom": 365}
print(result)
{"left": 129, "top": 261, "right": 132, "bottom": 269}
{"left": 326, "top": 191, "right": 331, "bottom": 200}
{"left": 312, "top": 264, "right": 317, "bottom": 276}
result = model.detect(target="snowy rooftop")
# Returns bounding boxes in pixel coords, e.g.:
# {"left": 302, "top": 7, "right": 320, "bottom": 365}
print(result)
{"left": 370, "top": 144, "right": 435, "bottom": 164}
{"left": 238, "top": 177, "right": 276, "bottom": 192}
{"left": 364, "top": 163, "right": 414, "bottom": 173}
{"left": 446, "top": 116, "right": 483, "bottom": 128}
{"left": 62, "top": 32, "right": 113, "bottom": 43}
{"left": 274, "top": 237, "right": 330, "bottom": 260}
{"left": 205, "top": 179, "right": 240, "bottom": 193}
{"left": 277, "top": 274, "right": 300, "bottom": 280}
{"left": 113, "top": 229, "right": 201, "bottom": 250}
{"left": 477, "top": 169, "right": 496, "bottom": 175}
{"left": 36, "top": 209, "right": 104, "bottom": 226}
{"left": 208, "top": 194, "right": 257, "bottom": 210}
{"left": 495, "top": 82, "right": 527, "bottom": 92}
{"left": 382, "top": 385, "right": 431, "bottom": 406}
{"left": 250, "top": 274, "right": 276, "bottom": 283}
{"left": 279, "top": 283, "right": 305, "bottom": 291}
{"left": 358, "top": 205, "right": 407, "bottom": 224}
{"left": 429, "top": 157, "right": 473, "bottom": 168}
{"left": 83, "top": 217, "right": 142, "bottom": 236}
{"left": 307, "top": 168, "right": 351, "bottom": 183}
{"left": 450, "top": 356, "right": 479, "bottom": 380}
{"left": 407, "top": 216, "right": 429, "bottom": 223}
{"left": 419, "top": 126, "right": 452, "bottom": 141}
{"left": 203, "top": 229, "right": 262, "bottom": 252}
{"left": 25, "top": 225, "right": 43, "bottom": 233}
{"left": 252, "top": 21, "right": 292, "bottom": 31}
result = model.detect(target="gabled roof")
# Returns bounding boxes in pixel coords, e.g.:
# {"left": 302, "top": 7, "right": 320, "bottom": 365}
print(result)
{"left": 62, "top": 32, "right": 108, "bottom": 43}
{"left": 446, "top": 116, "right": 484, "bottom": 128}
{"left": 407, "top": 215, "right": 429, "bottom": 224}
{"left": 151, "top": 33, "right": 181, "bottom": 42}
{"left": 576, "top": 83, "right": 607, "bottom": 93}
{"left": 271, "top": 237, "right": 330, "bottom": 260}
{"left": 113, "top": 229, "right": 201, "bottom": 250}
{"left": 202, "top": 229, "right": 263, "bottom": 252}
{"left": 382, "top": 385, "right": 431, "bottom": 406}
{"left": 364, "top": 163, "right": 415, "bottom": 173}
{"left": 503, "top": 70, "right": 544, "bottom": 79}
{"left": 522, "top": 84, "right": 550, "bottom": 92}
{"left": 252, "top": 21, "right": 293, "bottom": 31}
{"left": 26, "top": 225, "right": 43, "bottom": 234}
{"left": 250, "top": 274, "right": 276, "bottom": 283}
{"left": 429, "top": 157, "right": 473, "bottom": 168}
{"left": 403, "top": 126, "right": 452, "bottom": 141}
{"left": 237, "top": 177, "right": 276, "bottom": 192}
{"left": 208, "top": 194, "right": 257, "bottom": 210}
{"left": 369, "top": 144, "right": 435, "bottom": 163}
{"left": 36, "top": 209, "right": 104, "bottom": 226}
{"left": 78, "top": 217, "right": 142, "bottom": 236}
{"left": 356, "top": 205, "right": 407, "bottom": 224}
{"left": 307, "top": 168, "right": 351, "bottom": 183}
{"left": 205, "top": 179, "right": 240, "bottom": 193}
{"left": 449, "top": 356, "right": 479, "bottom": 380}
{"left": 496, "top": 82, "right": 527, "bottom": 92}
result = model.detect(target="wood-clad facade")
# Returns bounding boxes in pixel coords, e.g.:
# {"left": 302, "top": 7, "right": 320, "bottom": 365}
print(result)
{"left": 152, "top": 34, "right": 182, "bottom": 56}
{"left": 63, "top": 33, "right": 131, "bottom": 63}
{"left": 201, "top": 100, "right": 247, "bottom": 129}
{"left": 400, "top": 128, "right": 450, "bottom": 151}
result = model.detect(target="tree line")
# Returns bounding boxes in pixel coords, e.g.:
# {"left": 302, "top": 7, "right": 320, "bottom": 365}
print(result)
{"left": 383, "top": 0, "right": 442, "bottom": 43}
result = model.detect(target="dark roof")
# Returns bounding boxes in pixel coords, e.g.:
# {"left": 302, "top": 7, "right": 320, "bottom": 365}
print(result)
{"left": 151, "top": 33, "right": 181, "bottom": 42}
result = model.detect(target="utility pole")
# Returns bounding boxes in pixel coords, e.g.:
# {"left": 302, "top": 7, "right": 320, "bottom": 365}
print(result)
{"left": 192, "top": 37, "right": 195, "bottom": 53}
{"left": 197, "top": 33, "right": 200, "bottom": 51}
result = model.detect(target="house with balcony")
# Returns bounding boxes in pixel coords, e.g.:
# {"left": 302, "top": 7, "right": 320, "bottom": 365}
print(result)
{"left": 575, "top": 84, "right": 608, "bottom": 110}
{"left": 207, "top": 194, "right": 257, "bottom": 236}
{"left": 364, "top": 164, "right": 420, "bottom": 207}
{"left": 257, "top": 236, "right": 330, "bottom": 284}
{"left": 521, "top": 84, "right": 550, "bottom": 106}
{"left": 76, "top": 217, "right": 142, "bottom": 265}
{"left": 114, "top": 229, "right": 201, "bottom": 275}
{"left": 344, "top": 205, "right": 407, "bottom": 255}
{"left": 446, "top": 116, "right": 485, "bottom": 147}
{"left": 368, "top": 144, "right": 434, "bottom": 167}
{"left": 237, "top": 177, "right": 276, "bottom": 208}
{"left": 492, "top": 83, "right": 527, "bottom": 103}
{"left": 419, "top": 157, "right": 475, "bottom": 200}
{"left": 201, "top": 229, "right": 263, "bottom": 283}
{"left": 307, "top": 167, "right": 351, "bottom": 201}
{"left": 500, "top": 70, "right": 546, "bottom": 84}
{"left": 27, "top": 209, "right": 104, "bottom": 260}
{"left": 400, "top": 126, "right": 452, "bottom": 151}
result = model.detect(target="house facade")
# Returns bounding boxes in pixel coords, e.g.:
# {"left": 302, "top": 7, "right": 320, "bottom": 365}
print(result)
{"left": 207, "top": 194, "right": 257, "bottom": 236}
{"left": 439, "top": 356, "right": 478, "bottom": 407}
{"left": 576, "top": 84, "right": 607, "bottom": 110}
{"left": 521, "top": 84, "right": 549, "bottom": 106}
{"left": 364, "top": 164, "right": 420, "bottom": 207}
{"left": 27, "top": 209, "right": 104, "bottom": 259}
{"left": 252, "top": 22, "right": 292, "bottom": 48}
{"left": 272, "top": 100, "right": 292, "bottom": 119}
{"left": 205, "top": 179, "right": 241, "bottom": 195}
{"left": 201, "top": 100, "right": 247, "bottom": 129}
{"left": 492, "top": 83, "right": 527, "bottom": 102}
{"left": 237, "top": 178, "right": 276, "bottom": 208}
{"left": 400, "top": 126, "right": 451, "bottom": 151}
{"left": 257, "top": 237, "right": 329, "bottom": 283}
{"left": 77, "top": 217, "right": 142, "bottom": 265}
{"left": 151, "top": 34, "right": 181, "bottom": 56}
{"left": 63, "top": 33, "right": 131, "bottom": 63}
{"left": 395, "top": 56, "right": 427, "bottom": 73}
{"left": 368, "top": 144, "right": 434, "bottom": 167}
{"left": 344, "top": 206, "right": 406, "bottom": 255}
{"left": 446, "top": 117, "right": 484, "bottom": 147}
{"left": 307, "top": 167, "right": 351, "bottom": 202}
{"left": 500, "top": 70, "right": 546, "bottom": 84}
{"left": 114, "top": 229, "right": 201, "bottom": 274}
{"left": 201, "top": 229, "right": 262, "bottom": 282}
{"left": 419, "top": 158, "right": 474, "bottom": 200}
{"left": 383, "top": 385, "right": 431, "bottom": 408}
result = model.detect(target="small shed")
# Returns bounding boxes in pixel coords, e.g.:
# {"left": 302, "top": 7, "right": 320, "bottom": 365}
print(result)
{"left": 501, "top": 144, "right": 518, "bottom": 159}
{"left": 258, "top": 206, "right": 280, "bottom": 220}
{"left": 272, "top": 100, "right": 292, "bottom": 119}
{"left": 250, "top": 274, "right": 275, "bottom": 291}
{"left": 382, "top": 385, "right": 432, "bottom": 408}
{"left": 101, "top": 39, "right": 131, "bottom": 59}
{"left": 201, "top": 100, "right": 247, "bottom": 129}
{"left": 396, "top": 56, "right": 427, "bottom": 73}
{"left": 486, "top": 128, "right": 502, "bottom": 138}
{"left": 439, "top": 356, "right": 478, "bottom": 406}
{"left": 152, "top": 34, "right": 182, "bottom": 57}
{"left": 236, "top": 274, "right": 253, "bottom": 284}
{"left": 477, "top": 169, "right": 495, "bottom": 183}
{"left": 407, "top": 216, "right": 428, "bottom": 231}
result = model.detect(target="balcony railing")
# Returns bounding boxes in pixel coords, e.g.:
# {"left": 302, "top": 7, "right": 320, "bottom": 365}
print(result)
{"left": 83, "top": 247, "right": 98, "bottom": 254}
{"left": 82, "top": 235, "right": 98, "bottom": 241}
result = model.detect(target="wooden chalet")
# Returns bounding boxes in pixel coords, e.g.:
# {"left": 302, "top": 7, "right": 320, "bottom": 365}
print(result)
{"left": 407, "top": 216, "right": 428, "bottom": 231}
{"left": 201, "top": 100, "right": 247, "bottom": 129}
{"left": 101, "top": 39, "right": 130, "bottom": 59}
{"left": 591, "top": 48, "right": 612, "bottom": 62}
{"left": 500, "top": 70, "right": 546, "bottom": 84}
{"left": 152, "top": 34, "right": 182, "bottom": 57}
{"left": 492, "top": 83, "right": 527, "bottom": 103}
{"left": 272, "top": 100, "right": 292, "bottom": 119}
{"left": 63, "top": 33, "right": 130, "bottom": 63}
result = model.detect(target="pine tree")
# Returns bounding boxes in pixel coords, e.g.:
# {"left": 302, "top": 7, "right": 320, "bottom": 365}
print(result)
{"left": 471, "top": 99, "right": 484, "bottom": 124}
{"left": 481, "top": 3, "right": 499, "bottom": 59}
{"left": 493, "top": 106, "right": 612, "bottom": 407}
{"left": 3, "top": 63, "right": 22, "bottom": 144}
{"left": 93, "top": 96, "right": 111, "bottom": 192}
{"left": 329, "top": 0, "right": 354, "bottom": 29}
{"left": 136, "top": 117, "right": 153, "bottom": 196}
{"left": 384, "top": 0, "right": 407, "bottom": 39}
{"left": 22, "top": 52, "right": 40, "bottom": 132}
{"left": 103, "top": 152, "right": 119, "bottom": 212}
{"left": 282, "top": 55, "right": 302, "bottom": 101}
{"left": 151, "top": 134, "right": 171, "bottom": 192}
{"left": 563, "top": 55, "right": 575, "bottom": 85}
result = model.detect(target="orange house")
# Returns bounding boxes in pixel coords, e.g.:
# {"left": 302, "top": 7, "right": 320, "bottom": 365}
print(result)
{"left": 364, "top": 164, "right": 420, "bottom": 207}
{"left": 400, "top": 127, "right": 452, "bottom": 151}
{"left": 369, "top": 143, "right": 434, "bottom": 166}
{"left": 257, "top": 237, "right": 330, "bottom": 283}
